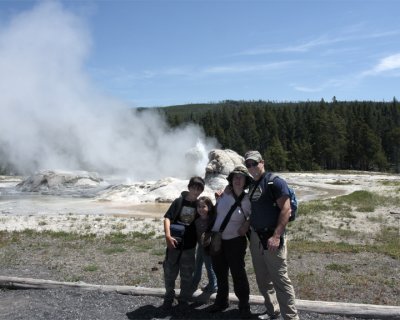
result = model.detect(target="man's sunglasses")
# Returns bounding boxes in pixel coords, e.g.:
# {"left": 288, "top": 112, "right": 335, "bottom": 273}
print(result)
{"left": 245, "top": 161, "right": 258, "bottom": 168}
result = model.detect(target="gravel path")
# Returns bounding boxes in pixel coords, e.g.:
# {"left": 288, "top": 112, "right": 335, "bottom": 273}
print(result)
{"left": 0, "top": 287, "right": 386, "bottom": 320}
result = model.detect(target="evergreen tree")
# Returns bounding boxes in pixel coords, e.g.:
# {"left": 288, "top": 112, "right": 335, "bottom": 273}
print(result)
{"left": 265, "top": 136, "right": 288, "bottom": 171}
{"left": 385, "top": 127, "right": 400, "bottom": 172}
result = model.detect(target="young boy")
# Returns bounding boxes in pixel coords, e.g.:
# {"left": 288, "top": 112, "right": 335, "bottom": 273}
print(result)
{"left": 162, "top": 176, "right": 205, "bottom": 311}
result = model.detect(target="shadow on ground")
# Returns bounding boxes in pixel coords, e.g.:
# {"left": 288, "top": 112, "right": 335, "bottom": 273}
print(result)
{"left": 126, "top": 302, "right": 260, "bottom": 319}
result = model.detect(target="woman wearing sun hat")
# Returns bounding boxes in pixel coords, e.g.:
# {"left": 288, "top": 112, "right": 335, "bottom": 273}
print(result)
{"left": 207, "top": 165, "right": 253, "bottom": 319}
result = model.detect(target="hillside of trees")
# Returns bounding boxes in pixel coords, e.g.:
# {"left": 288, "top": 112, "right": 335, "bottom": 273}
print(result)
{"left": 158, "top": 99, "right": 400, "bottom": 173}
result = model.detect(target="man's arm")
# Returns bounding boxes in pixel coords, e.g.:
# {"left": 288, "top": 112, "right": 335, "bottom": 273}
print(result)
{"left": 238, "top": 196, "right": 252, "bottom": 236}
{"left": 215, "top": 185, "right": 232, "bottom": 200}
{"left": 267, "top": 195, "right": 291, "bottom": 251}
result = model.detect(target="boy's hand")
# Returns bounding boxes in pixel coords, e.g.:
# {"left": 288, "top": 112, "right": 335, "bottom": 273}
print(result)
{"left": 166, "top": 235, "right": 177, "bottom": 249}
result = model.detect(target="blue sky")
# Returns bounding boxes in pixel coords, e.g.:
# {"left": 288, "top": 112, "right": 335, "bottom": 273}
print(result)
{"left": 1, "top": 0, "right": 400, "bottom": 108}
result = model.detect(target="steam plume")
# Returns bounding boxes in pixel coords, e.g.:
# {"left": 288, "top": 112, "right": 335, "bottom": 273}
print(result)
{"left": 0, "top": 1, "right": 217, "bottom": 180}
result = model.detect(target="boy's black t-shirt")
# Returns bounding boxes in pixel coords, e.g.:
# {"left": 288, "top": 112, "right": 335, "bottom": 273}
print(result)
{"left": 177, "top": 198, "right": 197, "bottom": 249}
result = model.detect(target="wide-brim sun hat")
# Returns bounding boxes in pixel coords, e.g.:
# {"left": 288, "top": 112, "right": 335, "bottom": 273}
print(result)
{"left": 227, "top": 165, "right": 253, "bottom": 188}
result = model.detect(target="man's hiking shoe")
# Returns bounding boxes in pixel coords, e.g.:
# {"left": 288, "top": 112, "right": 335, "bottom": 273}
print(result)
{"left": 207, "top": 303, "right": 229, "bottom": 313}
{"left": 258, "top": 311, "right": 281, "bottom": 319}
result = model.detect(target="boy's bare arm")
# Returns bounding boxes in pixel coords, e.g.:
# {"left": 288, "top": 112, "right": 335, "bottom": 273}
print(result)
{"left": 164, "top": 217, "right": 177, "bottom": 249}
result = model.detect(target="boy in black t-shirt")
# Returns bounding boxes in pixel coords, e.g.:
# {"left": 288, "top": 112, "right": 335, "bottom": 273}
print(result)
{"left": 162, "top": 176, "right": 205, "bottom": 311}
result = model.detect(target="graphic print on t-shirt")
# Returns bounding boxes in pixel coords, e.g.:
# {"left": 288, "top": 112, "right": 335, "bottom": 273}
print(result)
{"left": 179, "top": 205, "right": 196, "bottom": 225}
{"left": 249, "top": 184, "right": 263, "bottom": 202}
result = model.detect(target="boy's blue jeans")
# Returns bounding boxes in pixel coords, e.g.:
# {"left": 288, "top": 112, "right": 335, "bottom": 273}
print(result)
{"left": 192, "top": 244, "right": 217, "bottom": 291}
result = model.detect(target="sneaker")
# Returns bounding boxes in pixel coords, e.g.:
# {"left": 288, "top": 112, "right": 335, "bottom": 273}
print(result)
{"left": 239, "top": 307, "right": 252, "bottom": 319}
{"left": 258, "top": 311, "right": 281, "bottom": 319}
{"left": 207, "top": 303, "right": 229, "bottom": 313}
{"left": 203, "top": 285, "right": 218, "bottom": 293}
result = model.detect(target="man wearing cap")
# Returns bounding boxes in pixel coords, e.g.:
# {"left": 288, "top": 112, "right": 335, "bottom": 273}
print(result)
{"left": 244, "top": 151, "right": 299, "bottom": 320}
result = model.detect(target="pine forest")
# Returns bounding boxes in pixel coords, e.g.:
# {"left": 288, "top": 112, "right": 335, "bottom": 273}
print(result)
{"left": 159, "top": 99, "right": 400, "bottom": 173}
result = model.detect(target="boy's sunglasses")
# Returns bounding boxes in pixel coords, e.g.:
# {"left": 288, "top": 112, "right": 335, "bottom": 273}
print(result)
{"left": 245, "top": 161, "right": 258, "bottom": 168}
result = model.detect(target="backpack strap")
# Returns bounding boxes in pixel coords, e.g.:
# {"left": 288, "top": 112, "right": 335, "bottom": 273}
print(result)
{"left": 209, "top": 192, "right": 245, "bottom": 233}
{"left": 170, "top": 197, "right": 184, "bottom": 224}
{"left": 219, "top": 191, "right": 245, "bottom": 232}
{"left": 267, "top": 173, "right": 279, "bottom": 203}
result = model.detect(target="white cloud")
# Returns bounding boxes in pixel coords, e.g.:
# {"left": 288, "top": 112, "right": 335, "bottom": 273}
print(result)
{"left": 293, "top": 85, "right": 322, "bottom": 93}
{"left": 292, "top": 77, "right": 356, "bottom": 94}
{"left": 360, "top": 53, "right": 400, "bottom": 77}
{"left": 99, "top": 60, "right": 296, "bottom": 87}
{"left": 236, "top": 35, "right": 344, "bottom": 56}
{"left": 237, "top": 29, "right": 400, "bottom": 56}
{"left": 202, "top": 61, "right": 294, "bottom": 74}
{"left": 371, "top": 53, "right": 400, "bottom": 73}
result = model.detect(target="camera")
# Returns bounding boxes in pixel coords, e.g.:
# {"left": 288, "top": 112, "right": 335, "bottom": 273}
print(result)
{"left": 170, "top": 224, "right": 185, "bottom": 250}
{"left": 174, "top": 236, "right": 183, "bottom": 249}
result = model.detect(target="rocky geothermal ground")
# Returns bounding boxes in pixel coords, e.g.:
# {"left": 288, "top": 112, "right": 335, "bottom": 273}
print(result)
{"left": 0, "top": 168, "right": 398, "bottom": 240}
